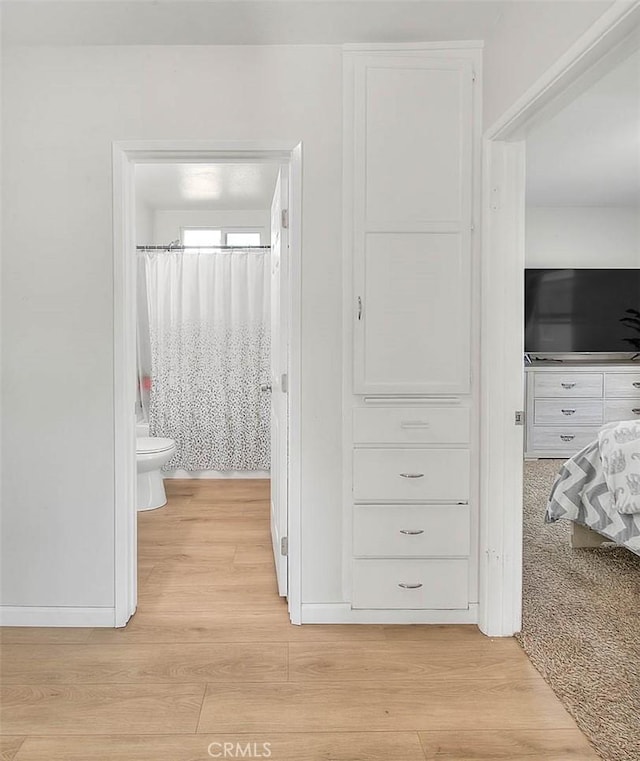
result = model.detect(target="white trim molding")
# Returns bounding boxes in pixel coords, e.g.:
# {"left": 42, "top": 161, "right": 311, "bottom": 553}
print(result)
{"left": 112, "top": 140, "right": 303, "bottom": 628}
{"left": 486, "top": 0, "right": 640, "bottom": 142}
{"left": 479, "top": 0, "right": 640, "bottom": 637}
{"left": 479, "top": 140, "right": 526, "bottom": 637}
{"left": 0, "top": 607, "right": 117, "bottom": 628}
{"left": 301, "top": 603, "right": 479, "bottom": 625}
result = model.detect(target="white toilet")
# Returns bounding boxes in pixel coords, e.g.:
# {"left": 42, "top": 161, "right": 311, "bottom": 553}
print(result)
{"left": 136, "top": 423, "right": 177, "bottom": 511}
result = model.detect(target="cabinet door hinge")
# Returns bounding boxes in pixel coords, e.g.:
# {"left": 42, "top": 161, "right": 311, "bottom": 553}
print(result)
{"left": 280, "top": 536, "right": 288, "bottom": 556}
{"left": 281, "top": 209, "right": 289, "bottom": 229}
{"left": 515, "top": 411, "right": 525, "bottom": 426}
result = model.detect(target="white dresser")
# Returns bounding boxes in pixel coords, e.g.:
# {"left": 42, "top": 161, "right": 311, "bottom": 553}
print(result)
{"left": 342, "top": 44, "right": 481, "bottom": 622}
{"left": 351, "top": 405, "right": 472, "bottom": 611}
{"left": 525, "top": 361, "right": 640, "bottom": 458}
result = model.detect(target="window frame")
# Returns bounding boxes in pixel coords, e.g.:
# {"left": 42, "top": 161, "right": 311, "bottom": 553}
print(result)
{"left": 180, "top": 226, "right": 264, "bottom": 247}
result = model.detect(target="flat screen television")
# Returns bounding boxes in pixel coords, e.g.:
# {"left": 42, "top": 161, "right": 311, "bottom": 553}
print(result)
{"left": 525, "top": 268, "right": 640, "bottom": 354}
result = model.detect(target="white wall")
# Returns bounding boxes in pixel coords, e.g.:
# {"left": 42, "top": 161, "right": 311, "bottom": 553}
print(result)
{"left": 136, "top": 202, "right": 154, "bottom": 244}
{"left": 526, "top": 206, "right": 640, "bottom": 268}
{"left": 152, "top": 209, "right": 270, "bottom": 246}
{"left": 483, "top": 0, "right": 613, "bottom": 128}
{"left": 1, "top": 3, "right": 621, "bottom": 618}
{"left": 1, "top": 44, "right": 343, "bottom": 610}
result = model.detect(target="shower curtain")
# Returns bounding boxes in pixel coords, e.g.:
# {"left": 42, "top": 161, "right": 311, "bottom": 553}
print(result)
{"left": 137, "top": 249, "right": 270, "bottom": 472}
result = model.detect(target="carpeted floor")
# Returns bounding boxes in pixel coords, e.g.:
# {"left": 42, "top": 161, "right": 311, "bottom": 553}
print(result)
{"left": 519, "top": 459, "right": 640, "bottom": 761}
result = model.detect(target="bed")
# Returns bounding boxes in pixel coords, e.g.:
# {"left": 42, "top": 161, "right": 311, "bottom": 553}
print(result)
{"left": 546, "top": 421, "right": 640, "bottom": 556}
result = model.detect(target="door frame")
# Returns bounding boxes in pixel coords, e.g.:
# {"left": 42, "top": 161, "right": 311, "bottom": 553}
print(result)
{"left": 479, "top": 0, "right": 640, "bottom": 636}
{"left": 112, "top": 140, "right": 303, "bottom": 626}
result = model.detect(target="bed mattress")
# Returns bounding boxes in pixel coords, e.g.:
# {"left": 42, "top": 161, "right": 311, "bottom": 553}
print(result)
{"left": 546, "top": 439, "right": 640, "bottom": 556}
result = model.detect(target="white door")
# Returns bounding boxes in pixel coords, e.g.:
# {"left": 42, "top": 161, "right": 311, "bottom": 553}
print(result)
{"left": 352, "top": 57, "right": 474, "bottom": 395}
{"left": 269, "top": 166, "right": 289, "bottom": 597}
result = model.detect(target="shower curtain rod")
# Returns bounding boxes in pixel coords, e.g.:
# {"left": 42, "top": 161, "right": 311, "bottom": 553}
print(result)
{"left": 136, "top": 245, "right": 270, "bottom": 251}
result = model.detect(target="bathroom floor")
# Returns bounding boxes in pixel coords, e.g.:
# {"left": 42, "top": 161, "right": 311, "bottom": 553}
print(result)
{"left": 1, "top": 480, "right": 597, "bottom": 760}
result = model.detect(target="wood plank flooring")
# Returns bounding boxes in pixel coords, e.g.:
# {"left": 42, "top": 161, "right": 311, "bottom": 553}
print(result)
{"left": 0, "top": 479, "right": 598, "bottom": 760}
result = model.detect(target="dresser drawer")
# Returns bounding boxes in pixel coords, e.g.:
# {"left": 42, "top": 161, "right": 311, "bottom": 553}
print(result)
{"left": 605, "top": 373, "right": 640, "bottom": 398}
{"left": 534, "top": 399, "right": 602, "bottom": 426}
{"left": 604, "top": 400, "right": 640, "bottom": 423}
{"left": 353, "top": 449, "right": 469, "bottom": 503}
{"left": 353, "top": 407, "right": 470, "bottom": 445}
{"left": 531, "top": 426, "right": 600, "bottom": 452}
{"left": 534, "top": 373, "right": 603, "bottom": 398}
{"left": 352, "top": 559, "right": 469, "bottom": 609}
{"left": 353, "top": 504, "right": 470, "bottom": 557}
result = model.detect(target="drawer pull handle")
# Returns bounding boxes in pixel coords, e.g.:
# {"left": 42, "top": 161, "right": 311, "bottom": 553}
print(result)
{"left": 399, "top": 473, "right": 424, "bottom": 479}
{"left": 400, "top": 421, "right": 430, "bottom": 429}
{"left": 561, "top": 382, "right": 576, "bottom": 389}
{"left": 398, "top": 582, "right": 423, "bottom": 589}
{"left": 561, "top": 409, "right": 576, "bottom": 416}
{"left": 633, "top": 408, "right": 640, "bottom": 415}
{"left": 633, "top": 383, "right": 640, "bottom": 389}
{"left": 400, "top": 529, "right": 424, "bottom": 535}
{"left": 560, "top": 434, "right": 575, "bottom": 442}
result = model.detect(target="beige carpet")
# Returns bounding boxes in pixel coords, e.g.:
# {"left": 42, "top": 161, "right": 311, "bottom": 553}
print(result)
{"left": 519, "top": 459, "right": 640, "bottom": 761}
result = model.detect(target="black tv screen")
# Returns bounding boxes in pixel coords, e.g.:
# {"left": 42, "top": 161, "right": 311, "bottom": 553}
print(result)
{"left": 525, "top": 269, "right": 640, "bottom": 353}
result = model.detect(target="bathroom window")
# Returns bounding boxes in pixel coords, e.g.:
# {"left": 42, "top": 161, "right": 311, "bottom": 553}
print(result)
{"left": 225, "top": 231, "right": 262, "bottom": 247}
{"left": 182, "top": 228, "right": 223, "bottom": 249}
{"left": 182, "top": 228, "right": 263, "bottom": 249}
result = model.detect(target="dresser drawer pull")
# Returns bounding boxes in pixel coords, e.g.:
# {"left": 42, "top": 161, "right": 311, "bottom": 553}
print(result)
{"left": 399, "top": 529, "right": 425, "bottom": 535}
{"left": 561, "top": 409, "right": 576, "bottom": 416}
{"left": 400, "top": 421, "right": 431, "bottom": 429}
{"left": 633, "top": 408, "right": 640, "bottom": 415}
{"left": 633, "top": 383, "right": 640, "bottom": 389}
{"left": 399, "top": 473, "right": 424, "bottom": 479}
{"left": 398, "top": 582, "right": 423, "bottom": 590}
{"left": 560, "top": 434, "right": 575, "bottom": 442}
{"left": 561, "top": 382, "right": 576, "bottom": 389}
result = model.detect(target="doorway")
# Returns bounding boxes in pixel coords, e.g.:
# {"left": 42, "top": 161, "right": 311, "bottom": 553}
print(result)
{"left": 479, "top": 3, "right": 640, "bottom": 637}
{"left": 112, "top": 142, "right": 303, "bottom": 627}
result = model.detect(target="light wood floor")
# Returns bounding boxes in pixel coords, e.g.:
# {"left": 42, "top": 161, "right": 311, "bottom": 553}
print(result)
{"left": 1, "top": 480, "right": 598, "bottom": 760}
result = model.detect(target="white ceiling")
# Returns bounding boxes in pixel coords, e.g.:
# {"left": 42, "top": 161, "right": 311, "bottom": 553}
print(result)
{"left": 526, "top": 48, "right": 640, "bottom": 207}
{"left": 135, "top": 163, "right": 280, "bottom": 210}
{"left": 2, "top": 0, "right": 504, "bottom": 46}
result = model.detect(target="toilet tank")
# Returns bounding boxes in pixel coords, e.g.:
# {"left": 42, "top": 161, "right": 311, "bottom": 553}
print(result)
{"left": 136, "top": 422, "right": 150, "bottom": 437}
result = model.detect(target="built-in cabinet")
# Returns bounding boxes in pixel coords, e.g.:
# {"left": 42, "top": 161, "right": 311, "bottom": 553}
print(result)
{"left": 525, "top": 362, "right": 640, "bottom": 458}
{"left": 343, "top": 44, "right": 481, "bottom": 622}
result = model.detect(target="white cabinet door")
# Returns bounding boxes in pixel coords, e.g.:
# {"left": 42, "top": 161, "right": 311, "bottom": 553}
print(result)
{"left": 352, "top": 56, "right": 474, "bottom": 395}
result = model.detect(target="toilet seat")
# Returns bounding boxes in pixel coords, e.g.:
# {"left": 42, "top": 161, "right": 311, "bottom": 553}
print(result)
{"left": 136, "top": 436, "right": 176, "bottom": 455}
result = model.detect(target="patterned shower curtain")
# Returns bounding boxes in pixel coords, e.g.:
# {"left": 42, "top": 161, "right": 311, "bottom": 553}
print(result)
{"left": 138, "top": 249, "right": 271, "bottom": 471}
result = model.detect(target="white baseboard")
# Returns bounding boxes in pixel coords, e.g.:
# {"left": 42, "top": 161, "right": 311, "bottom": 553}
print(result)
{"left": 164, "top": 470, "right": 270, "bottom": 480}
{"left": 0, "top": 606, "right": 116, "bottom": 627}
{"left": 300, "top": 602, "right": 479, "bottom": 625}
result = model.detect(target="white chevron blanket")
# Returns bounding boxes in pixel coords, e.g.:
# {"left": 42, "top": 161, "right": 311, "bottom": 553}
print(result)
{"left": 598, "top": 421, "right": 640, "bottom": 515}
{"left": 546, "top": 439, "right": 640, "bottom": 555}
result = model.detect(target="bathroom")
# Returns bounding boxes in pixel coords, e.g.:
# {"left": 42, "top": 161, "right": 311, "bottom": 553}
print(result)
{"left": 133, "top": 160, "right": 289, "bottom": 601}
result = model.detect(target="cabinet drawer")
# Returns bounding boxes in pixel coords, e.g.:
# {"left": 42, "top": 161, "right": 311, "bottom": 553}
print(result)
{"left": 353, "top": 504, "right": 470, "bottom": 557}
{"left": 353, "top": 449, "right": 469, "bottom": 503}
{"left": 534, "top": 399, "right": 602, "bottom": 426}
{"left": 605, "top": 373, "right": 640, "bottom": 398}
{"left": 534, "top": 373, "right": 603, "bottom": 398}
{"left": 353, "top": 407, "right": 470, "bottom": 445}
{"left": 531, "top": 426, "right": 600, "bottom": 452}
{"left": 604, "top": 400, "right": 640, "bottom": 423}
{"left": 352, "top": 559, "right": 469, "bottom": 609}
